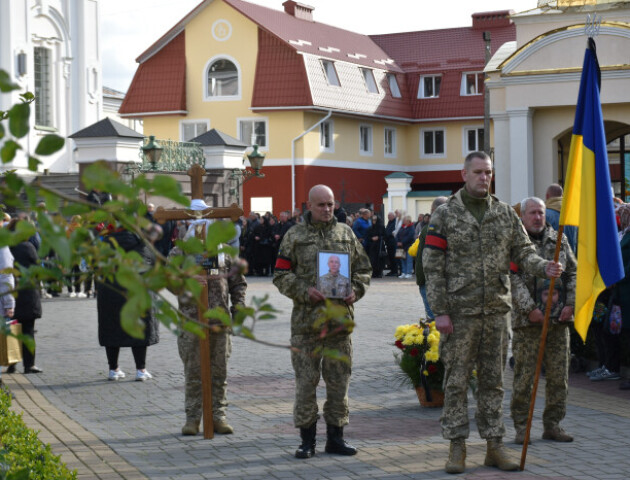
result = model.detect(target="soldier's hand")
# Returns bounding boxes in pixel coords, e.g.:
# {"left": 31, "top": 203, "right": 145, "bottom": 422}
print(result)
{"left": 435, "top": 314, "right": 453, "bottom": 334}
{"left": 344, "top": 290, "right": 356, "bottom": 306}
{"left": 545, "top": 261, "right": 563, "bottom": 278}
{"left": 559, "top": 305, "right": 574, "bottom": 322}
{"left": 528, "top": 308, "right": 544, "bottom": 324}
{"left": 308, "top": 286, "right": 326, "bottom": 304}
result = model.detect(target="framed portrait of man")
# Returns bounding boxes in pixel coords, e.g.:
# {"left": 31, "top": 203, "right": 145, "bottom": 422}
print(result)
{"left": 317, "top": 251, "right": 351, "bottom": 299}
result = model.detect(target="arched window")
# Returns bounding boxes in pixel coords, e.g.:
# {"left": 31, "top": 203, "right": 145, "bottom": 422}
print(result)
{"left": 207, "top": 58, "right": 238, "bottom": 97}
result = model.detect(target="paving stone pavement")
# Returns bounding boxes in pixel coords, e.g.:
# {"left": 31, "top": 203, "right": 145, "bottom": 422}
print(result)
{"left": 4, "top": 276, "right": 630, "bottom": 479}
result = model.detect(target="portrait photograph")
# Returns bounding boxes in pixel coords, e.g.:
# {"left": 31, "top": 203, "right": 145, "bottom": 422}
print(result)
{"left": 535, "top": 278, "right": 565, "bottom": 319}
{"left": 317, "top": 251, "right": 351, "bottom": 299}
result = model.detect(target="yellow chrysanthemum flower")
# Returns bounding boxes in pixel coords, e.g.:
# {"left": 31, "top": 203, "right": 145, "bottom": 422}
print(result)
{"left": 423, "top": 370, "right": 429, "bottom": 376}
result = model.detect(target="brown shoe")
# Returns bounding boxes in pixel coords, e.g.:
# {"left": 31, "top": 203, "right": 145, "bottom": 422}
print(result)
{"left": 181, "top": 419, "right": 200, "bottom": 436}
{"left": 484, "top": 438, "right": 519, "bottom": 471}
{"left": 514, "top": 429, "right": 531, "bottom": 445}
{"left": 445, "top": 438, "right": 466, "bottom": 474}
{"left": 214, "top": 419, "right": 234, "bottom": 434}
{"left": 542, "top": 425, "right": 573, "bottom": 442}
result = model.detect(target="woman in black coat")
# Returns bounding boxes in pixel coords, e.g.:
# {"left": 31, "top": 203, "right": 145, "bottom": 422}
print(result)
{"left": 253, "top": 216, "right": 274, "bottom": 276}
{"left": 8, "top": 218, "right": 43, "bottom": 374}
{"left": 366, "top": 215, "right": 385, "bottom": 278}
{"left": 97, "top": 229, "right": 158, "bottom": 381}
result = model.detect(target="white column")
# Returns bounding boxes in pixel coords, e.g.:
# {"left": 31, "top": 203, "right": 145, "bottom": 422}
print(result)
{"left": 385, "top": 173, "right": 412, "bottom": 214}
{"left": 507, "top": 107, "right": 534, "bottom": 205}
{"left": 492, "top": 112, "right": 510, "bottom": 201}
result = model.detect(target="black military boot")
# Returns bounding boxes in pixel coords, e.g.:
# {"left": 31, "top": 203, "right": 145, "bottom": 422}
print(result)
{"left": 295, "top": 422, "right": 317, "bottom": 459}
{"left": 324, "top": 424, "right": 357, "bottom": 455}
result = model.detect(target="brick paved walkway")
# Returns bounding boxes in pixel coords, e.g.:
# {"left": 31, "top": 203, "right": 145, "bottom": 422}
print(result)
{"left": 4, "top": 276, "right": 630, "bottom": 479}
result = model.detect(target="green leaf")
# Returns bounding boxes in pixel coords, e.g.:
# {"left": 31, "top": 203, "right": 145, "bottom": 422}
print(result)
{"left": 8, "top": 102, "right": 30, "bottom": 138}
{"left": 1, "top": 140, "right": 21, "bottom": 163}
{"left": 19, "top": 91, "right": 35, "bottom": 102}
{"left": 61, "top": 203, "right": 92, "bottom": 217}
{"left": 182, "top": 320, "right": 206, "bottom": 338}
{"left": 0, "top": 70, "right": 20, "bottom": 92}
{"left": 120, "top": 297, "right": 146, "bottom": 339}
{"left": 34, "top": 134, "right": 64, "bottom": 155}
{"left": 27, "top": 155, "right": 40, "bottom": 171}
{"left": 149, "top": 175, "right": 189, "bottom": 205}
{"left": 0, "top": 122, "right": 5, "bottom": 140}
{"left": 204, "top": 307, "right": 232, "bottom": 326}
{"left": 42, "top": 190, "right": 60, "bottom": 215}
{"left": 205, "top": 221, "right": 236, "bottom": 253}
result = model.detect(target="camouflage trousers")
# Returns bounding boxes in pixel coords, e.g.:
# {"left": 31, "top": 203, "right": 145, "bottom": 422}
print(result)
{"left": 291, "top": 333, "right": 352, "bottom": 428}
{"left": 440, "top": 313, "right": 509, "bottom": 440}
{"left": 511, "top": 324, "right": 570, "bottom": 431}
{"left": 177, "top": 329, "right": 232, "bottom": 422}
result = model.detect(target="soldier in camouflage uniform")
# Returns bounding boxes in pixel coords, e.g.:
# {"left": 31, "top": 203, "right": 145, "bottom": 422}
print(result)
{"left": 510, "top": 197, "right": 576, "bottom": 445}
{"left": 318, "top": 255, "right": 351, "bottom": 298}
{"left": 423, "top": 152, "right": 563, "bottom": 474}
{"left": 169, "top": 219, "right": 247, "bottom": 436}
{"left": 273, "top": 185, "right": 371, "bottom": 459}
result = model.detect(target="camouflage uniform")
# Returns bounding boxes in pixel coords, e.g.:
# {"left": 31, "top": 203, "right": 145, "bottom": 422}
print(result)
{"left": 510, "top": 225, "right": 576, "bottom": 432}
{"left": 423, "top": 190, "right": 549, "bottom": 440}
{"left": 273, "top": 211, "right": 371, "bottom": 428}
{"left": 169, "top": 247, "right": 247, "bottom": 424}
{"left": 319, "top": 272, "right": 351, "bottom": 298}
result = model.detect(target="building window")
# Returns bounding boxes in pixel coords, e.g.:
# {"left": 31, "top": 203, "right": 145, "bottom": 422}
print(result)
{"left": 181, "top": 121, "right": 209, "bottom": 142}
{"left": 34, "top": 47, "right": 52, "bottom": 127}
{"left": 321, "top": 60, "right": 341, "bottom": 86}
{"left": 418, "top": 75, "right": 441, "bottom": 99}
{"left": 361, "top": 68, "right": 379, "bottom": 93}
{"left": 238, "top": 119, "right": 267, "bottom": 147}
{"left": 359, "top": 125, "right": 373, "bottom": 155}
{"left": 421, "top": 129, "right": 445, "bottom": 157}
{"left": 207, "top": 57, "right": 239, "bottom": 98}
{"left": 320, "top": 120, "right": 334, "bottom": 152}
{"left": 464, "top": 127, "right": 484, "bottom": 154}
{"left": 387, "top": 73, "right": 401, "bottom": 98}
{"left": 461, "top": 72, "right": 484, "bottom": 96}
{"left": 384, "top": 127, "right": 396, "bottom": 157}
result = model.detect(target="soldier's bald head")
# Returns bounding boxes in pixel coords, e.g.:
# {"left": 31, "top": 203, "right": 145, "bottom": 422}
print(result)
{"left": 308, "top": 185, "right": 335, "bottom": 223}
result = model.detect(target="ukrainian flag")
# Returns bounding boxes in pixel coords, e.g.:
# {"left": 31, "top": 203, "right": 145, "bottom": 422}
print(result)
{"left": 559, "top": 38, "right": 624, "bottom": 342}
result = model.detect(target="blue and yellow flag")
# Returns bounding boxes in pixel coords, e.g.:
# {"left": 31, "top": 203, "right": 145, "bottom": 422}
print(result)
{"left": 559, "top": 38, "right": 624, "bottom": 341}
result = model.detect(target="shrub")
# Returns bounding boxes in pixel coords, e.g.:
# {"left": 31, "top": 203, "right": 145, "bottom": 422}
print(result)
{"left": 0, "top": 386, "right": 77, "bottom": 480}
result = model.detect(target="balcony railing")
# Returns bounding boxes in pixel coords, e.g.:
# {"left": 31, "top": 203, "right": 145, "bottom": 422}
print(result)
{"left": 138, "top": 138, "right": 204, "bottom": 172}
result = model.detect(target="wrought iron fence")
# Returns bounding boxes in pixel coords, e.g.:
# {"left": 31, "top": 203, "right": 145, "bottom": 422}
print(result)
{"left": 138, "top": 138, "right": 204, "bottom": 172}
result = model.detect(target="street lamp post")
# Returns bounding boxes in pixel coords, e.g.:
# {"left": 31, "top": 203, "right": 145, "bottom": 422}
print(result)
{"left": 141, "top": 135, "right": 164, "bottom": 170}
{"left": 230, "top": 144, "right": 266, "bottom": 206}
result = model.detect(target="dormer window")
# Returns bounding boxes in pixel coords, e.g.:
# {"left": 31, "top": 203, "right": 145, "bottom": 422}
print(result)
{"left": 387, "top": 73, "right": 401, "bottom": 98}
{"left": 461, "top": 72, "right": 484, "bottom": 96}
{"left": 418, "top": 75, "right": 441, "bottom": 99}
{"left": 205, "top": 56, "right": 241, "bottom": 100}
{"left": 361, "top": 68, "right": 379, "bottom": 94}
{"left": 322, "top": 60, "right": 340, "bottom": 86}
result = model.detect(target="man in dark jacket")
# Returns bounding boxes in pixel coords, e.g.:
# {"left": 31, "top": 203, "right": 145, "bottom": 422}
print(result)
{"left": 384, "top": 212, "right": 398, "bottom": 276}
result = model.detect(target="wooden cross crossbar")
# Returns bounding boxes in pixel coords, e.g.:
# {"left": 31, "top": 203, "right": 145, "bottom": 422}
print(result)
{"left": 157, "top": 164, "right": 243, "bottom": 439}
{"left": 153, "top": 203, "right": 243, "bottom": 224}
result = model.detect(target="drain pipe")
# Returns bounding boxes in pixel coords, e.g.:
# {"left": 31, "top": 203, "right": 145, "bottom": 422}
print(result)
{"left": 291, "top": 110, "right": 332, "bottom": 211}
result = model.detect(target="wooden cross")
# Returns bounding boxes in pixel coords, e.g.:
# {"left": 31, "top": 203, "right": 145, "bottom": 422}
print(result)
{"left": 154, "top": 163, "right": 244, "bottom": 439}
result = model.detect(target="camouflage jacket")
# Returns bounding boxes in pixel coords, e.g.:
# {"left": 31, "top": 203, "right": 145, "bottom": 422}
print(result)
{"left": 168, "top": 247, "right": 247, "bottom": 326}
{"left": 319, "top": 272, "right": 352, "bottom": 298}
{"left": 511, "top": 225, "right": 576, "bottom": 329}
{"left": 273, "top": 211, "right": 372, "bottom": 336}
{"left": 423, "top": 189, "right": 548, "bottom": 317}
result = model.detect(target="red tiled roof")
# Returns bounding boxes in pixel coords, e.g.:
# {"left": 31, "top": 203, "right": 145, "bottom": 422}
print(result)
{"left": 119, "top": 31, "right": 186, "bottom": 117}
{"left": 371, "top": 20, "right": 515, "bottom": 119}
{"left": 223, "top": 0, "right": 403, "bottom": 72}
{"left": 251, "top": 29, "right": 312, "bottom": 108}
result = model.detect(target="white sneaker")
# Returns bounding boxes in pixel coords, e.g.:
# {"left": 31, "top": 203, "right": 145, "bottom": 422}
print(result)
{"left": 69, "top": 292, "right": 77, "bottom": 298}
{"left": 108, "top": 369, "right": 125, "bottom": 381}
{"left": 43, "top": 292, "right": 52, "bottom": 299}
{"left": 136, "top": 370, "right": 153, "bottom": 381}
{"left": 398, "top": 274, "right": 406, "bottom": 279}
{"left": 77, "top": 292, "right": 87, "bottom": 298}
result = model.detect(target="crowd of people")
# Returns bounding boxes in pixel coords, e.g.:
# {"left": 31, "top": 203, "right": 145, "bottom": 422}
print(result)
{"left": 1, "top": 152, "right": 630, "bottom": 473}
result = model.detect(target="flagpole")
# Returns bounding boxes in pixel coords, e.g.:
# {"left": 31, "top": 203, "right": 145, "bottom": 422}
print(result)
{"left": 519, "top": 225, "right": 565, "bottom": 470}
